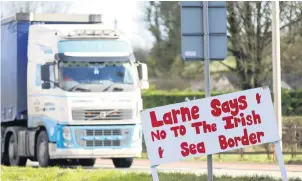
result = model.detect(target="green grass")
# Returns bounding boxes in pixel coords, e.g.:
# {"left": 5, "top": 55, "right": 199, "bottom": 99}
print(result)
{"left": 1, "top": 166, "right": 301, "bottom": 181}
{"left": 140, "top": 152, "right": 302, "bottom": 164}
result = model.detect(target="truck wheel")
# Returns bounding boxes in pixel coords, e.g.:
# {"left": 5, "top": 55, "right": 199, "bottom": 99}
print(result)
{"left": 37, "top": 131, "right": 52, "bottom": 167}
{"left": 1, "top": 127, "right": 9, "bottom": 165}
{"left": 8, "top": 134, "right": 27, "bottom": 166}
{"left": 78, "top": 159, "right": 96, "bottom": 167}
{"left": 112, "top": 158, "right": 133, "bottom": 168}
{"left": 1, "top": 153, "right": 10, "bottom": 166}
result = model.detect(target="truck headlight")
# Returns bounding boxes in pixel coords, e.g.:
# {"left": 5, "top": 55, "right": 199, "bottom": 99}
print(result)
{"left": 63, "top": 142, "right": 73, "bottom": 147}
{"left": 63, "top": 127, "right": 72, "bottom": 141}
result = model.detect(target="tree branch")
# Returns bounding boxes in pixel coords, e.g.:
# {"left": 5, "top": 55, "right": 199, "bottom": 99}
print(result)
{"left": 218, "top": 61, "right": 236, "bottom": 71}
{"left": 263, "top": 14, "right": 302, "bottom": 43}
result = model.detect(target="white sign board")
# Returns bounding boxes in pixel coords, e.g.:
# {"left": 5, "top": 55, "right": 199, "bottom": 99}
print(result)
{"left": 141, "top": 87, "right": 280, "bottom": 166}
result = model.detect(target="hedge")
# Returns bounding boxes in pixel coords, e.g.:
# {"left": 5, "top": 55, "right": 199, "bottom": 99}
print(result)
{"left": 142, "top": 89, "right": 302, "bottom": 116}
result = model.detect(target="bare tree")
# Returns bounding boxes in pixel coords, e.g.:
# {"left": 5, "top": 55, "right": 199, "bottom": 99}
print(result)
{"left": 226, "top": 1, "right": 302, "bottom": 89}
{"left": 144, "top": 1, "right": 302, "bottom": 90}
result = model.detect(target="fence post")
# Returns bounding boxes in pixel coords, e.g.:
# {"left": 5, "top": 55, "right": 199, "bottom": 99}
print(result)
{"left": 267, "top": 144, "right": 271, "bottom": 160}
{"left": 293, "top": 124, "right": 297, "bottom": 158}
{"left": 291, "top": 125, "right": 294, "bottom": 159}
{"left": 240, "top": 148, "right": 243, "bottom": 159}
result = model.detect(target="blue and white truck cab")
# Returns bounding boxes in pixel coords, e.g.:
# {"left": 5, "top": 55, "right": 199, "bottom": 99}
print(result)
{"left": 1, "top": 13, "right": 149, "bottom": 167}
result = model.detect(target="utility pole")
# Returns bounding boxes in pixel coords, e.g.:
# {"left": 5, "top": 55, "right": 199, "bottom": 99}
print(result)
{"left": 272, "top": 0, "right": 282, "bottom": 150}
{"left": 202, "top": 2, "right": 213, "bottom": 181}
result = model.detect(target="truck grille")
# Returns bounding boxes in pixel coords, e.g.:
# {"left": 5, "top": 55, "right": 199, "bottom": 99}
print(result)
{"left": 85, "top": 129, "right": 121, "bottom": 136}
{"left": 72, "top": 109, "right": 132, "bottom": 121}
{"left": 75, "top": 129, "right": 129, "bottom": 147}
{"left": 85, "top": 140, "right": 121, "bottom": 147}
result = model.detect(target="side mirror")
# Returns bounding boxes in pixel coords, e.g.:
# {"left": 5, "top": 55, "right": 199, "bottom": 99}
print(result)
{"left": 42, "top": 82, "right": 51, "bottom": 89}
{"left": 41, "top": 64, "right": 50, "bottom": 82}
{"left": 137, "top": 63, "right": 149, "bottom": 89}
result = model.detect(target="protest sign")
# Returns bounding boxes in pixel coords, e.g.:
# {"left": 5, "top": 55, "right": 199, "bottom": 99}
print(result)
{"left": 141, "top": 87, "right": 288, "bottom": 181}
{"left": 141, "top": 87, "right": 280, "bottom": 165}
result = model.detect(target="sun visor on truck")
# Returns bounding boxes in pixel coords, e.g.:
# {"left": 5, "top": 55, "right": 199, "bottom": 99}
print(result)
{"left": 55, "top": 53, "right": 131, "bottom": 62}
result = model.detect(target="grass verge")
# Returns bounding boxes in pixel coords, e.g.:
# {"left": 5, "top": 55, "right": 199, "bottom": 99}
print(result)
{"left": 140, "top": 152, "right": 302, "bottom": 164}
{"left": 1, "top": 166, "right": 301, "bottom": 181}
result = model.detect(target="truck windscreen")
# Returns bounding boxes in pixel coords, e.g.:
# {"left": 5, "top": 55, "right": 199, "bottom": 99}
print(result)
{"left": 58, "top": 39, "right": 131, "bottom": 53}
{"left": 58, "top": 61, "right": 135, "bottom": 92}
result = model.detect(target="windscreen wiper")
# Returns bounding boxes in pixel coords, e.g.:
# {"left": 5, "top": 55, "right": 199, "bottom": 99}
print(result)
{"left": 68, "top": 84, "right": 91, "bottom": 92}
{"left": 102, "top": 83, "right": 125, "bottom": 92}
{"left": 102, "top": 83, "right": 115, "bottom": 92}
{"left": 113, "top": 87, "right": 124, "bottom": 92}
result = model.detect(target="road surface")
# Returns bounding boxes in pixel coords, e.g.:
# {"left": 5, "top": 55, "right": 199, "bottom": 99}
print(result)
{"left": 26, "top": 159, "right": 302, "bottom": 179}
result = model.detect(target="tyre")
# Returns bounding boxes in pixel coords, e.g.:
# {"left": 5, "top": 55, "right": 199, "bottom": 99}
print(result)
{"left": 8, "top": 134, "right": 27, "bottom": 166}
{"left": 78, "top": 159, "right": 96, "bottom": 167}
{"left": 1, "top": 153, "right": 10, "bottom": 166}
{"left": 112, "top": 158, "right": 133, "bottom": 168}
{"left": 37, "top": 130, "right": 52, "bottom": 167}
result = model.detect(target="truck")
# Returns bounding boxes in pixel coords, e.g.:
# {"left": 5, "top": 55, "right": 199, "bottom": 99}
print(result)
{"left": 1, "top": 13, "right": 149, "bottom": 168}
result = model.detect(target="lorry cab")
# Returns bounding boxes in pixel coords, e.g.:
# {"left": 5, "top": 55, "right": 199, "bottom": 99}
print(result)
{"left": 1, "top": 13, "right": 149, "bottom": 168}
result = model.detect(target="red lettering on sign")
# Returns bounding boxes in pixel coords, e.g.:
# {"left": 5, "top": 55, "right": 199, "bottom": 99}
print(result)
{"left": 222, "top": 116, "right": 234, "bottom": 129}
{"left": 191, "top": 106, "right": 200, "bottom": 119}
{"left": 212, "top": 123, "right": 217, "bottom": 132}
{"left": 246, "top": 115, "right": 253, "bottom": 125}
{"left": 218, "top": 128, "right": 264, "bottom": 150}
{"left": 191, "top": 121, "right": 203, "bottom": 134}
{"left": 222, "top": 111, "right": 262, "bottom": 130}
{"left": 210, "top": 96, "right": 248, "bottom": 117}
{"left": 202, "top": 121, "right": 214, "bottom": 133}
{"left": 180, "top": 107, "right": 192, "bottom": 121}
{"left": 158, "top": 147, "right": 164, "bottom": 158}
{"left": 222, "top": 101, "right": 231, "bottom": 114}
{"left": 170, "top": 125, "right": 186, "bottom": 137}
{"left": 149, "top": 105, "right": 200, "bottom": 128}
{"left": 180, "top": 141, "right": 206, "bottom": 157}
{"left": 191, "top": 121, "right": 217, "bottom": 134}
{"left": 238, "top": 96, "right": 248, "bottom": 109}
{"left": 252, "top": 111, "right": 262, "bottom": 124}
{"left": 151, "top": 130, "right": 167, "bottom": 141}
{"left": 150, "top": 111, "right": 164, "bottom": 128}
{"left": 210, "top": 99, "right": 221, "bottom": 117}
{"left": 170, "top": 126, "right": 179, "bottom": 137}
{"left": 256, "top": 93, "right": 261, "bottom": 104}
{"left": 249, "top": 133, "right": 257, "bottom": 144}
{"left": 172, "top": 109, "right": 181, "bottom": 124}
{"left": 163, "top": 112, "right": 173, "bottom": 125}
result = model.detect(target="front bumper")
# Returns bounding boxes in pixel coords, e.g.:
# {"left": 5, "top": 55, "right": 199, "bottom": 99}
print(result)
{"left": 49, "top": 145, "right": 142, "bottom": 159}
{"left": 49, "top": 124, "right": 142, "bottom": 159}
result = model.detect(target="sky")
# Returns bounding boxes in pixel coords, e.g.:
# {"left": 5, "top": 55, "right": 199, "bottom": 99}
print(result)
{"left": 0, "top": 1, "right": 154, "bottom": 49}
{"left": 68, "top": 1, "right": 154, "bottom": 50}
